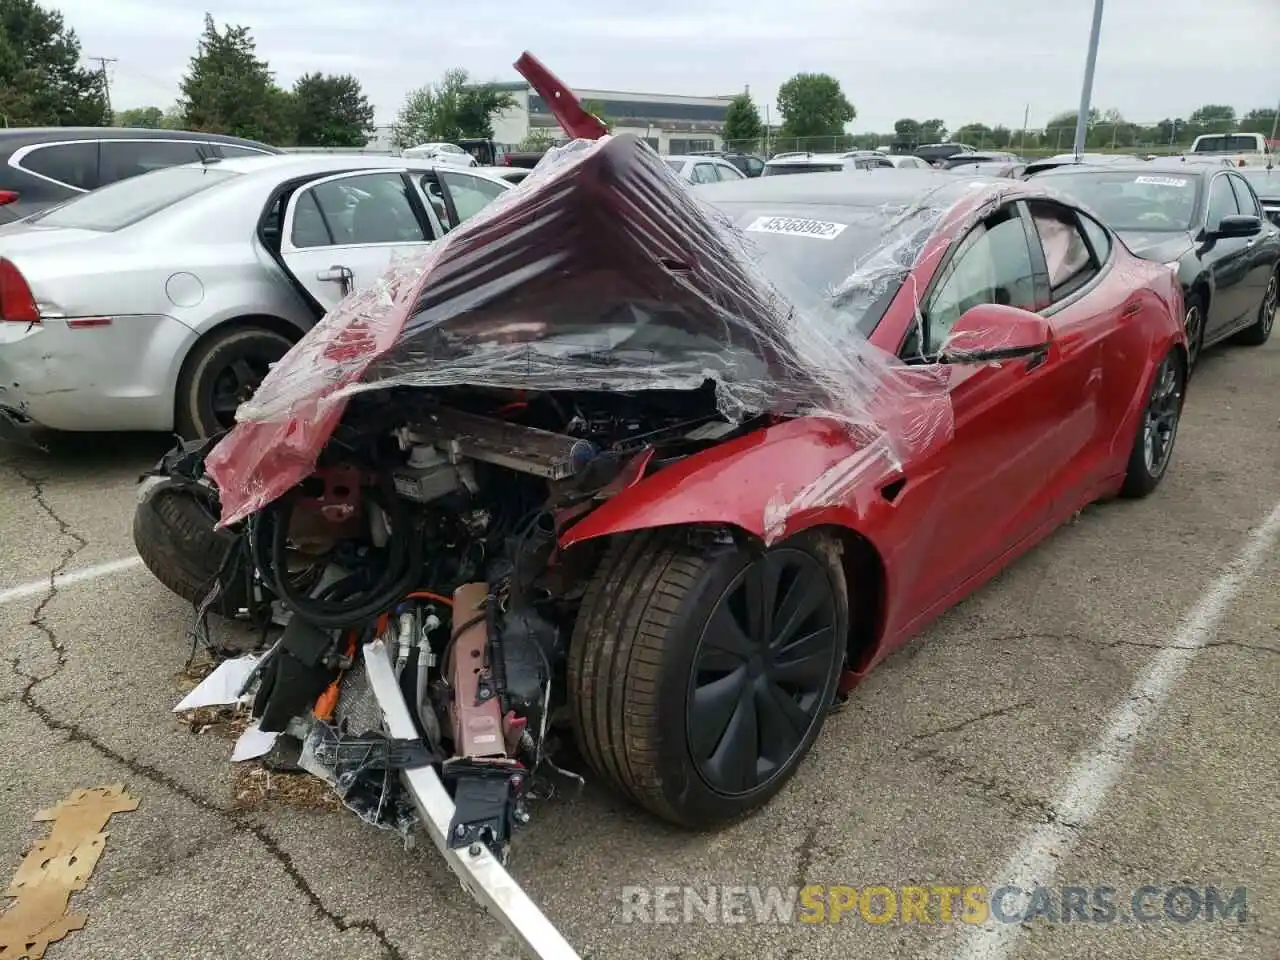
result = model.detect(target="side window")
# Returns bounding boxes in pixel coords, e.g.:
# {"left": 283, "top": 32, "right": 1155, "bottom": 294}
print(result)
{"left": 98, "top": 140, "right": 205, "bottom": 185}
{"left": 1227, "top": 175, "right": 1262, "bottom": 219}
{"left": 1206, "top": 175, "right": 1240, "bottom": 227}
{"left": 714, "top": 162, "right": 743, "bottom": 181}
{"left": 925, "top": 208, "right": 1037, "bottom": 355}
{"left": 691, "top": 163, "right": 719, "bottom": 185}
{"left": 745, "top": 157, "right": 765, "bottom": 176}
{"left": 292, "top": 172, "right": 425, "bottom": 248}
{"left": 1028, "top": 200, "right": 1098, "bottom": 300}
{"left": 1078, "top": 211, "right": 1112, "bottom": 263}
{"left": 18, "top": 142, "right": 99, "bottom": 190}
{"left": 216, "top": 144, "right": 273, "bottom": 159}
{"left": 437, "top": 171, "right": 506, "bottom": 224}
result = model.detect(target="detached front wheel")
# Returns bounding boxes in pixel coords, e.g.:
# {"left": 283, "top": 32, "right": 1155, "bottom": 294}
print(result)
{"left": 569, "top": 527, "right": 848, "bottom": 828}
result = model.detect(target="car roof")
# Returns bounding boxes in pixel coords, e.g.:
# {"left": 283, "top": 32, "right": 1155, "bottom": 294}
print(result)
{"left": 193, "top": 152, "right": 510, "bottom": 184}
{"left": 1034, "top": 160, "right": 1215, "bottom": 179}
{"left": 694, "top": 168, "right": 1008, "bottom": 208}
{"left": 0, "top": 126, "right": 279, "bottom": 152}
{"left": 764, "top": 153, "right": 850, "bottom": 164}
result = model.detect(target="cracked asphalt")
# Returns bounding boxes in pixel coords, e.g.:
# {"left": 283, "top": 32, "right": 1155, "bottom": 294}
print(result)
{"left": 1, "top": 332, "right": 1277, "bottom": 960}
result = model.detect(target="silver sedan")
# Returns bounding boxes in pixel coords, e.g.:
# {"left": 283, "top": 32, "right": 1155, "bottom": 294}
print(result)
{"left": 0, "top": 154, "right": 511, "bottom": 439}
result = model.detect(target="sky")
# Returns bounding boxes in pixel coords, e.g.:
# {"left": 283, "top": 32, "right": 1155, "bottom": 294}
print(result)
{"left": 57, "top": 0, "right": 1280, "bottom": 133}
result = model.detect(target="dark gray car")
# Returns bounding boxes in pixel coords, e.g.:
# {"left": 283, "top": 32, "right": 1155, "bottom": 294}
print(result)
{"left": 0, "top": 127, "right": 282, "bottom": 223}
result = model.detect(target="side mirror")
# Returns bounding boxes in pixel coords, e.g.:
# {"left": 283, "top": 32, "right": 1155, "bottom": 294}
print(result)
{"left": 1207, "top": 214, "right": 1262, "bottom": 240}
{"left": 940, "top": 303, "right": 1053, "bottom": 364}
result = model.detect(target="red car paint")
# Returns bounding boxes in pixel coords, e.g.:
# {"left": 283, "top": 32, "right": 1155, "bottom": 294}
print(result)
{"left": 562, "top": 180, "right": 1186, "bottom": 678}
{"left": 207, "top": 55, "right": 1187, "bottom": 691}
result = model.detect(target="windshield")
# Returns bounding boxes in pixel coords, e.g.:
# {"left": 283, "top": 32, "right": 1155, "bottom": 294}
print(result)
{"left": 25, "top": 165, "right": 238, "bottom": 231}
{"left": 763, "top": 163, "right": 845, "bottom": 176}
{"left": 1193, "top": 135, "right": 1262, "bottom": 153}
{"left": 1041, "top": 170, "right": 1200, "bottom": 232}
{"left": 708, "top": 202, "right": 939, "bottom": 337}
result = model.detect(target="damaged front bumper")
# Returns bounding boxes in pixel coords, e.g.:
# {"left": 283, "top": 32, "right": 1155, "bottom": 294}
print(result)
{"left": 361, "top": 637, "right": 581, "bottom": 960}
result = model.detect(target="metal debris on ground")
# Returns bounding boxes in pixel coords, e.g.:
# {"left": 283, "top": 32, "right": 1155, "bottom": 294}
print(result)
{"left": 0, "top": 785, "right": 139, "bottom": 960}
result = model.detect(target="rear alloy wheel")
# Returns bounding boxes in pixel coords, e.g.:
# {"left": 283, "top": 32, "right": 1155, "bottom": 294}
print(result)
{"left": 569, "top": 528, "right": 847, "bottom": 828}
{"left": 175, "top": 326, "right": 294, "bottom": 440}
{"left": 1234, "top": 267, "right": 1277, "bottom": 347}
{"left": 1120, "top": 349, "right": 1185, "bottom": 498}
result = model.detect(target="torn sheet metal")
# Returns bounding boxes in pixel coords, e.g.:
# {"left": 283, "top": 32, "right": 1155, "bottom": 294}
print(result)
{"left": 0, "top": 786, "right": 138, "bottom": 960}
{"left": 172, "top": 654, "right": 260, "bottom": 712}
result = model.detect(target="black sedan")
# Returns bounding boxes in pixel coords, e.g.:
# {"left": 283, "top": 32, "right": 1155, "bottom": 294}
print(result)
{"left": 1236, "top": 166, "right": 1280, "bottom": 227}
{"left": 1033, "top": 162, "right": 1279, "bottom": 369}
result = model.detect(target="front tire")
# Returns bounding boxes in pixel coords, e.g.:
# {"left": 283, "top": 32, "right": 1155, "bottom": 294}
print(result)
{"left": 1119, "top": 349, "right": 1185, "bottom": 499}
{"left": 1183, "top": 291, "right": 1206, "bottom": 373}
{"left": 175, "top": 325, "right": 294, "bottom": 440}
{"left": 1234, "top": 266, "right": 1277, "bottom": 347}
{"left": 568, "top": 527, "right": 847, "bottom": 828}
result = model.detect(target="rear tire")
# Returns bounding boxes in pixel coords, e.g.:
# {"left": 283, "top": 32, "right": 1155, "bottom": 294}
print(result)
{"left": 1119, "top": 349, "right": 1185, "bottom": 499}
{"left": 1233, "top": 266, "right": 1277, "bottom": 347}
{"left": 133, "top": 484, "right": 247, "bottom": 616}
{"left": 568, "top": 527, "right": 847, "bottom": 829}
{"left": 175, "top": 325, "right": 294, "bottom": 440}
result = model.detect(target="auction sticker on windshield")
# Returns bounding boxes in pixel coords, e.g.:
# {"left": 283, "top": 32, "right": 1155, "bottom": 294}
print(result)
{"left": 1134, "top": 176, "right": 1189, "bottom": 187}
{"left": 745, "top": 216, "right": 849, "bottom": 239}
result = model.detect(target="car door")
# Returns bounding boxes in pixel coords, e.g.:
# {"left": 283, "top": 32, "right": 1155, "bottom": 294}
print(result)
{"left": 900, "top": 201, "right": 1067, "bottom": 607}
{"left": 279, "top": 169, "right": 436, "bottom": 311}
{"left": 1023, "top": 198, "right": 1142, "bottom": 502}
{"left": 428, "top": 170, "right": 509, "bottom": 232}
{"left": 1227, "top": 173, "right": 1280, "bottom": 314}
{"left": 1200, "top": 171, "right": 1254, "bottom": 339}
{"left": 713, "top": 161, "right": 745, "bottom": 181}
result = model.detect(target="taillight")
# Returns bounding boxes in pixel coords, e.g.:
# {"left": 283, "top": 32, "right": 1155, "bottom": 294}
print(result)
{"left": 0, "top": 258, "right": 40, "bottom": 324}
{"left": 0, "top": 190, "right": 17, "bottom": 205}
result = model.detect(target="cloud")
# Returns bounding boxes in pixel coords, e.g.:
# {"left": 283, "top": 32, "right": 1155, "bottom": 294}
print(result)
{"left": 57, "top": 0, "right": 1280, "bottom": 132}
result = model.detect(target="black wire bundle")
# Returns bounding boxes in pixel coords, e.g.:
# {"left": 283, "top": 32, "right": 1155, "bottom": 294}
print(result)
{"left": 251, "top": 481, "right": 425, "bottom": 629}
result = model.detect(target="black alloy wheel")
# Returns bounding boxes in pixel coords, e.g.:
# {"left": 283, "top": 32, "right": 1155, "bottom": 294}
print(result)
{"left": 685, "top": 548, "right": 841, "bottom": 797}
{"left": 176, "top": 326, "right": 296, "bottom": 440}
{"left": 209, "top": 351, "right": 281, "bottom": 429}
{"left": 1142, "top": 352, "right": 1183, "bottom": 480}
{"left": 1264, "top": 270, "right": 1279, "bottom": 339}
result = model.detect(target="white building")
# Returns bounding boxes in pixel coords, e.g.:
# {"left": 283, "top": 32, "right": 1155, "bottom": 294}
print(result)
{"left": 481, "top": 81, "right": 736, "bottom": 154}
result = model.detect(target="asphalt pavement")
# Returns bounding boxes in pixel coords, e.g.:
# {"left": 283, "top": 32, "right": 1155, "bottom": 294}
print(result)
{"left": 0, "top": 333, "right": 1277, "bottom": 960}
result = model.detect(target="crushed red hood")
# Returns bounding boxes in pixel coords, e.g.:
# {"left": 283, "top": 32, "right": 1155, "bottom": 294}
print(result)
{"left": 204, "top": 54, "right": 953, "bottom": 529}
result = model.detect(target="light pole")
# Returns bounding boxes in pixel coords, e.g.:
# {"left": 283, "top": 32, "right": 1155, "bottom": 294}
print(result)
{"left": 1072, "top": 0, "right": 1105, "bottom": 159}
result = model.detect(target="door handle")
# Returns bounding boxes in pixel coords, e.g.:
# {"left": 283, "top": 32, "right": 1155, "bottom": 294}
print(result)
{"left": 315, "top": 264, "right": 354, "bottom": 298}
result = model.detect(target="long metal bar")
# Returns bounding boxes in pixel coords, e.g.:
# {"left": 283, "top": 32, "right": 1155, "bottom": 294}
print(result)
{"left": 1072, "top": 0, "right": 1105, "bottom": 159}
{"left": 362, "top": 639, "right": 582, "bottom": 960}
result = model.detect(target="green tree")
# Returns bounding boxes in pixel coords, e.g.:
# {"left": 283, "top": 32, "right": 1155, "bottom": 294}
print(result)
{"left": 116, "top": 106, "right": 165, "bottom": 128}
{"left": 394, "top": 68, "right": 516, "bottom": 146}
{"left": 458, "top": 83, "right": 518, "bottom": 138}
{"left": 578, "top": 99, "right": 613, "bottom": 134}
{"left": 775, "top": 73, "right": 855, "bottom": 139}
{"left": 919, "top": 118, "right": 947, "bottom": 143}
{"left": 1239, "top": 107, "right": 1279, "bottom": 136}
{"left": 292, "top": 72, "right": 374, "bottom": 146}
{"left": 180, "top": 14, "right": 294, "bottom": 144}
{"left": 1043, "top": 108, "right": 1099, "bottom": 149}
{"left": 953, "top": 123, "right": 992, "bottom": 146}
{"left": 723, "top": 92, "right": 762, "bottom": 143}
{"left": 1187, "top": 104, "right": 1235, "bottom": 135}
{"left": 0, "top": 0, "right": 107, "bottom": 126}
{"left": 893, "top": 118, "right": 921, "bottom": 148}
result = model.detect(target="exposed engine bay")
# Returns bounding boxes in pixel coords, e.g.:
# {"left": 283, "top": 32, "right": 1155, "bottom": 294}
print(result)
{"left": 149, "top": 382, "right": 758, "bottom": 860}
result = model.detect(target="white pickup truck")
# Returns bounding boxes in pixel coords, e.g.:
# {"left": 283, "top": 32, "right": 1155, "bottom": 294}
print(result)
{"left": 1186, "top": 132, "right": 1275, "bottom": 168}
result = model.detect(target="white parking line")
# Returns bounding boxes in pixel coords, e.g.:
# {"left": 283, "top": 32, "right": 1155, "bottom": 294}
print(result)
{"left": 953, "top": 498, "right": 1280, "bottom": 960}
{"left": 0, "top": 556, "right": 144, "bottom": 607}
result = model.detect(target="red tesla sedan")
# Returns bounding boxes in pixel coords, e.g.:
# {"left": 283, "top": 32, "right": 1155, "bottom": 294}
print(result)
{"left": 140, "top": 134, "right": 1186, "bottom": 832}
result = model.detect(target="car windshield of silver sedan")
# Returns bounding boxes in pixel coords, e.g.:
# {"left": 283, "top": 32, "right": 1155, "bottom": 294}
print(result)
{"left": 1044, "top": 170, "right": 1199, "bottom": 232}
{"left": 25, "top": 165, "right": 240, "bottom": 232}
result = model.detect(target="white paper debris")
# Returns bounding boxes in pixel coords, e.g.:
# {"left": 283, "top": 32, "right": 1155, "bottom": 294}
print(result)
{"left": 231, "top": 720, "right": 279, "bottom": 762}
{"left": 172, "top": 655, "right": 260, "bottom": 712}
